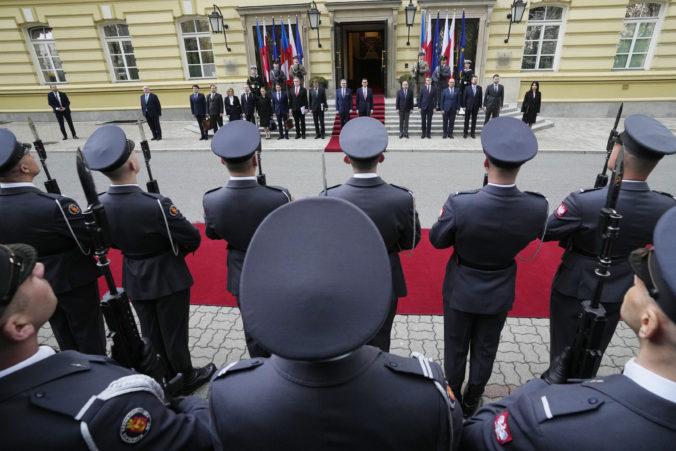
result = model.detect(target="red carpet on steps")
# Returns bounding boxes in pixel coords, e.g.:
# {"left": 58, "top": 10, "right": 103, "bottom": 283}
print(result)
{"left": 325, "top": 94, "right": 386, "bottom": 152}
{"left": 98, "top": 225, "right": 562, "bottom": 317}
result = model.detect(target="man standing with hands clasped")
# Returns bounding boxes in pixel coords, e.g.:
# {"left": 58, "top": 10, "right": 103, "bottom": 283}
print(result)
{"left": 440, "top": 78, "right": 461, "bottom": 139}
{"left": 484, "top": 74, "right": 504, "bottom": 124}
{"left": 207, "top": 84, "right": 224, "bottom": 137}
{"left": 356, "top": 78, "right": 373, "bottom": 117}
{"left": 418, "top": 76, "right": 436, "bottom": 139}
{"left": 190, "top": 84, "right": 208, "bottom": 140}
{"left": 140, "top": 85, "right": 162, "bottom": 140}
{"left": 309, "top": 79, "right": 327, "bottom": 139}
{"left": 289, "top": 77, "right": 308, "bottom": 139}
{"left": 395, "top": 80, "right": 414, "bottom": 139}
{"left": 463, "top": 75, "right": 482, "bottom": 139}
{"left": 47, "top": 85, "right": 78, "bottom": 140}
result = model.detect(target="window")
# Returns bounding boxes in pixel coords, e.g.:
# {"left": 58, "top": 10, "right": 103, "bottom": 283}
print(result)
{"left": 521, "top": 6, "right": 564, "bottom": 71}
{"left": 179, "top": 19, "right": 216, "bottom": 78}
{"left": 613, "top": 3, "right": 662, "bottom": 69}
{"left": 102, "top": 23, "right": 139, "bottom": 81}
{"left": 28, "top": 26, "right": 66, "bottom": 83}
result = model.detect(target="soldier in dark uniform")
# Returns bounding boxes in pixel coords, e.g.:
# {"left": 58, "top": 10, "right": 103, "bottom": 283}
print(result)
{"left": 202, "top": 121, "right": 292, "bottom": 357}
{"left": 544, "top": 114, "right": 676, "bottom": 363}
{"left": 458, "top": 59, "right": 474, "bottom": 114}
{"left": 246, "top": 65, "right": 265, "bottom": 98}
{"left": 81, "top": 125, "right": 215, "bottom": 395}
{"left": 269, "top": 60, "right": 286, "bottom": 92}
{"left": 0, "top": 129, "right": 105, "bottom": 355}
{"left": 324, "top": 117, "right": 421, "bottom": 352}
{"left": 461, "top": 206, "right": 676, "bottom": 450}
{"left": 430, "top": 117, "right": 548, "bottom": 417}
{"left": 208, "top": 197, "right": 463, "bottom": 450}
{"left": 0, "top": 243, "right": 215, "bottom": 450}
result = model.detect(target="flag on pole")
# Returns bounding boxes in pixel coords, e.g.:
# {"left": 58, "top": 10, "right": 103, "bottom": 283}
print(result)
{"left": 425, "top": 11, "right": 432, "bottom": 74}
{"left": 431, "top": 12, "right": 440, "bottom": 76}
{"left": 272, "top": 18, "right": 278, "bottom": 62}
{"left": 259, "top": 19, "right": 271, "bottom": 85}
{"left": 442, "top": 12, "right": 456, "bottom": 77}
{"left": 459, "top": 11, "right": 466, "bottom": 71}
{"left": 420, "top": 11, "right": 425, "bottom": 53}
{"left": 295, "top": 17, "right": 303, "bottom": 65}
{"left": 288, "top": 18, "right": 297, "bottom": 60}
{"left": 280, "top": 19, "right": 293, "bottom": 86}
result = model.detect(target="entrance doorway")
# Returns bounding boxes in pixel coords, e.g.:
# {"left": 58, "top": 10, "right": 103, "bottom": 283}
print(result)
{"left": 334, "top": 22, "right": 387, "bottom": 95}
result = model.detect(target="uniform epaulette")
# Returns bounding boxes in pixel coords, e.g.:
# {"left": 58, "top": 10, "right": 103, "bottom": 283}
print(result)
{"left": 214, "top": 358, "right": 264, "bottom": 380}
{"left": 531, "top": 383, "right": 604, "bottom": 422}
{"left": 578, "top": 187, "right": 602, "bottom": 194}
{"left": 524, "top": 190, "right": 546, "bottom": 199}
{"left": 384, "top": 353, "right": 444, "bottom": 384}
{"left": 453, "top": 189, "right": 479, "bottom": 196}
{"left": 35, "top": 191, "right": 62, "bottom": 200}
{"left": 139, "top": 190, "right": 163, "bottom": 200}
{"left": 653, "top": 190, "right": 675, "bottom": 199}
{"left": 390, "top": 183, "right": 414, "bottom": 196}
{"left": 265, "top": 184, "right": 287, "bottom": 193}
{"left": 324, "top": 184, "right": 341, "bottom": 191}
{"left": 204, "top": 186, "right": 223, "bottom": 195}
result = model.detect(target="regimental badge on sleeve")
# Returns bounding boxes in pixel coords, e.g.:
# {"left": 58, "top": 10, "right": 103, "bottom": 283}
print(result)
{"left": 169, "top": 205, "right": 179, "bottom": 216}
{"left": 555, "top": 203, "right": 567, "bottom": 217}
{"left": 120, "top": 407, "right": 151, "bottom": 444}
{"left": 67, "top": 203, "right": 81, "bottom": 215}
{"left": 494, "top": 412, "right": 513, "bottom": 445}
{"left": 438, "top": 206, "right": 444, "bottom": 219}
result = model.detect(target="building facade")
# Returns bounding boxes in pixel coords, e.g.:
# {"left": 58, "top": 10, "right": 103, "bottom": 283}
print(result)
{"left": 1, "top": 0, "right": 674, "bottom": 120}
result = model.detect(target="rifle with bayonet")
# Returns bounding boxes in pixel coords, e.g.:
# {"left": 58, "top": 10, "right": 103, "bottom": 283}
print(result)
{"left": 256, "top": 148, "right": 267, "bottom": 185}
{"left": 594, "top": 103, "right": 623, "bottom": 188}
{"left": 76, "top": 149, "right": 182, "bottom": 395}
{"left": 27, "top": 115, "right": 61, "bottom": 194}
{"left": 137, "top": 118, "right": 160, "bottom": 194}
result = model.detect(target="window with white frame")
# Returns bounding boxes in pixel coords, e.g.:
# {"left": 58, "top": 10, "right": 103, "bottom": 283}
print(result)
{"left": 613, "top": 2, "right": 662, "bottom": 69}
{"left": 102, "top": 23, "right": 139, "bottom": 81}
{"left": 521, "top": 5, "right": 564, "bottom": 70}
{"left": 179, "top": 19, "right": 216, "bottom": 78}
{"left": 28, "top": 26, "right": 66, "bottom": 83}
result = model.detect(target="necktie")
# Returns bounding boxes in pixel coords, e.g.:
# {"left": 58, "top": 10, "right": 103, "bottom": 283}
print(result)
{"left": 56, "top": 92, "right": 62, "bottom": 107}
{"left": 404, "top": 89, "right": 407, "bottom": 97}
{"left": 342, "top": 88, "right": 345, "bottom": 97}
{"left": 427, "top": 86, "right": 430, "bottom": 94}
{"left": 495, "top": 84, "right": 498, "bottom": 93}
{"left": 277, "top": 93, "right": 280, "bottom": 101}
{"left": 296, "top": 87, "right": 299, "bottom": 96}
{"left": 145, "top": 94, "right": 149, "bottom": 103}
{"left": 473, "top": 86, "right": 476, "bottom": 96}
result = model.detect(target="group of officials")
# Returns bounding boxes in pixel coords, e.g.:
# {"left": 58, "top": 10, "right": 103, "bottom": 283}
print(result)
{"left": 2, "top": 92, "right": 676, "bottom": 449}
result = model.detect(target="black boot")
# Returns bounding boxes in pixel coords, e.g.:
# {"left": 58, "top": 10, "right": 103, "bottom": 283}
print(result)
{"left": 462, "top": 384, "right": 484, "bottom": 418}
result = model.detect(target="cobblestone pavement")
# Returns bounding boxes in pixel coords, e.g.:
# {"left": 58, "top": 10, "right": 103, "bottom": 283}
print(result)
{"left": 38, "top": 306, "right": 639, "bottom": 403}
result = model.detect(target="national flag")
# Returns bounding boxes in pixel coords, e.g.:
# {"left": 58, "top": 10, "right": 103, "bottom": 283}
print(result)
{"left": 280, "top": 19, "right": 293, "bottom": 86}
{"left": 420, "top": 11, "right": 425, "bottom": 53}
{"left": 295, "top": 17, "right": 303, "bottom": 65}
{"left": 443, "top": 12, "right": 456, "bottom": 77}
{"left": 431, "top": 12, "right": 440, "bottom": 75}
{"left": 272, "top": 18, "right": 278, "bottom": 62}
{"left": 260, "top": 19, "right": 271, "bottom": 85}
{"left": 459, "top": 11, "right": 466, "bottom": 71}
{"left": 425, "top": 11, "right": 432, "bottom": 74}
{"left": 288, "top": 18, "right": 297, "bottom": 61}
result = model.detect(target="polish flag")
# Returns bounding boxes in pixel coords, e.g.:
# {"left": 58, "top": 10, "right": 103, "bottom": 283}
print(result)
{"left": 425, "top": 11, "right": 433, "bottom": 75}
{"left": 443, "top": 12, "right": 456, "bottom": 77}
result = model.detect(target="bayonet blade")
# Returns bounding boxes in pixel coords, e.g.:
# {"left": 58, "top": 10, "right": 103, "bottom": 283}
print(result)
{"left": 27, "top": 115, "right": 40, "bottom": 141}
{"left": 137, "top": 117, "right": 147, "bottom": 143}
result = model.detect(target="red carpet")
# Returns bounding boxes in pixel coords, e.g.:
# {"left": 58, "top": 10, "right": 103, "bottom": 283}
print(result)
{"left": 325, "top": 94, "right": 386, "bottom": 152}
{"left": 99, "top": 226, "right": 562, "bottom": 317}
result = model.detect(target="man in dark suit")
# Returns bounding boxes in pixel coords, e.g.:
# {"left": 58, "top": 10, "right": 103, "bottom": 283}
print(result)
{"left": 82, "top": 125, "right": 216, "bottom": 395}
{"left": 207, "top": 84, "right": 224, "bottom": 136}
{"left": 418, "top": 76, "right": 436, "bottom": 139}
{"left": 325, "top": 117, "right": 421, "bottom": 352}
{"left": 463, "top": 75, "right": 482, "bottom": 138}
{"left": 140, "top": 85, "right": 162, "bottom": 140}
{"left": 544, "top": 114, "right": 676, "bottom": 363}
{"left": 240, "top": 85, "right": 256, "bottom": 124}
{"left": 47, "top": 84, "right": 77, "bottom": 140}
{"left": 0, "top": 128, "right": 105, "bottom": 355}
{"left": 356, "top": 78, "right": 374, "bottom": 117}
{"left": 289, "top": 77, "right": 308, "bottom": 139}
{"left": 272, "top": 83, "right": 289, "bottom": 140}
{"left": 462, "top": 206, "right": 676, "bottom": 450}
{"left": 309, "top": 79, "right": 327, "bottom": 139}
{"left": 483, "top": 74, "right": 504, "bottom": 124}
{"left": 430, "top": 117, "right": 548, "bottom": 417}
{"left": 440, "top": 78, "right": 461, "bottom": 139}
{"left": 335, "top": 79, "right": 353, "bottom": 129}
{"left": 203, "top": 121, "right": 292, "bottom": 357}
{"left": 395, "top": 80, "right": 414, "bottom": 138}
{"left": 190, "top": 84, "right": 208, "bottom": 140}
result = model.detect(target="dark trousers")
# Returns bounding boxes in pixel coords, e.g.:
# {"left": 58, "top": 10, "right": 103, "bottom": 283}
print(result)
{"left": 464, "top": 109, "right": 478, "bottom": 136}
{"left": 145, "top": 114, "right": 162, "bottom": 139}
{"left": 50, "top": 281, "right": 106, "bottom": 355}
{"left": 398, "top": 110, "right": 410, "bottom": 136}
{"left": 420, "top": 108, "right": 434, "bottom": 136}
{"left": 484, "top": 107, "right": 500, "bottom": 124}
{"left": 244, "top": 113, "right": 255, "bottom": 124}
{"left": 549, "top": 288, "right": 622, "bottom": 363}
{"left": 195, "top": 114, "right": 207, "bottom": 138}
{"left": 313, "top": 110, "right": 325, "bottom": 136}
{"left": 442, "top": 110, "right": 457, "bottom": 136}
{"left": 210, "top": 115, "right": 223, "bottom": 135}
{"left": 367, "top": 292, "right": 398, "bottom": 352}
{"left": 444, "top": 306, "right": 508, "bottom": 389}
{"left": 292, "top": 110, "right": 306, "bottom": 137}
{"left": 132, "top": 289, "right": 193, "bottom": 376}
{"left": 276, "top": 113, "right": 288, "bottom": 138}
{"left": 339, "top": 110, "right": 351, "bottom": 129}
{"left": 54, "top": 110, "right": 76, "bottom": 138}
{"left": 358, "top": 110, "right": 370, "bottom": 117}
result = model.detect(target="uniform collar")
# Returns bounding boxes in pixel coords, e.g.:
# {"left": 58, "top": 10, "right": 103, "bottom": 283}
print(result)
{"left": 352, "top": 173, "right": 378, "bottom": 179}
{"left": 620, "top": 180, "right": 649, "bottom": 191}
{"left": 623, "top": 358, "right": 676, "bottom": 403}
{"left": 0, "top": 346, "right": 55, "bottom": 379}
{"left": 108, "top": 184, "right": 142, "bottom": 193}
{"left": 483, "top": 184, "right": 519, "bottom": 196}
{"left": 0, "top": 182, "right": 37, "bottom": 189}
{"left": 229, "top": 176, "right": 257, "bottom": 181}
{"left": 487, "top": 183, "right": 516, "bottom": 188}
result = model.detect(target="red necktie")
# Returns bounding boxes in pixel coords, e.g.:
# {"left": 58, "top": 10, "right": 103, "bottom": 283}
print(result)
{"left": 295, "top": 87, "right": 299, "bottom": 96}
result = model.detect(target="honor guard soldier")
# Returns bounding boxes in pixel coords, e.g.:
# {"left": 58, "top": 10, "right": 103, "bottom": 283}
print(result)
{"left": 82, "top": 125, "right": 216, "bottom": 395}
{"left": 0, "top": 243, "right": 215, "bottom": 450}
{"left": 458, "top": 59, "right": 474, "bottom": 113}
{"left": 544, "top": 114, "right": 676, "bottom": 363}
{"left": 202, "top": 121, "right": 292, "bottom": 357}
{"left": 432, "top": 56, "right": 452, "bottom": 107}
{"left": 324, "top": 117, "right": 421, "bottom": 352}
{"left": 208, "top": 197, "right": 463, "bottom": 450}
{"left": 0, "top": 129, "right": 106, "bottom": 355}
{"left": 462, "top": 206, "right": 676, "bottom": 450}
{"left": 246, "top": 65, "right": 265, "bottom": 98}
{"left": 410, "top": 51, "right": 429, "bottom": 107}
{"left": 289, "top": 55, "right": 306, "bottom": 84}
{"left": 270, "top": 60, "right": 286, "bottom": 92}
{"left": 430, "top": 117, "right": 548, "bottom": 417}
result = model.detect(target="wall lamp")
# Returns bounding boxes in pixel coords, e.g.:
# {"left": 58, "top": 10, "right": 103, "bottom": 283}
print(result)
{"left": 504, "top": 0, "right": 527, "bottom": 44}
{"left": 404, "top": 0, "right": 417, "bottom": 46}
{"left": 208, "top": 4, "right": 232, "bottom": 52}
{"left": 307, "top": 1, "right": 322, "bottom": 47}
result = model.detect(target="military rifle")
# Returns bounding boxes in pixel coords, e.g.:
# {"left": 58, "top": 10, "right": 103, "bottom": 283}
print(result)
{"left": 594, "top": 103, "right": 623, "bottom": 188}
{"left": 568, "top": 144, "right": 624, "bottom": 379}
{"left": 76, "top": 149, "right": 182, "bottom": 395}
{"left": 256, "top": 149, "right": 267, "bottom": 185}
{"left": 137, "top": 118, "right": 160, "bottom": 193}
{"left": 27, "top": 115, "right": 61, "bottom": 194}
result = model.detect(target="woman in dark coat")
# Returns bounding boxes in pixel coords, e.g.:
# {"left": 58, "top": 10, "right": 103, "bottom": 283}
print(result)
{"left": 521, "top": 81, "right": 541, "bottom": 127}
{"left": 224, "top": 87, "right": 242, "bottom": 122}
{"left": 258, "top": 86, "right": 273, "bottom": 139}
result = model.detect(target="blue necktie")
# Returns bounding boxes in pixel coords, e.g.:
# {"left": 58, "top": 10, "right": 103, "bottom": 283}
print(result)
{"left": 472, "top": 86, "right": 476, "bottom": 96}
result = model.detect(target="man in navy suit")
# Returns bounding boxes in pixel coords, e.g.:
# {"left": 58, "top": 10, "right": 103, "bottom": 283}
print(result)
{"left": 395, "top": 80, "right": 414, "bottom": 139}
{"left": 335, "top": 79, "right": 352, "bottom": 129}
{"left": 271, "top": 83, "right": 289, "bottom": 140}
{"left": 240, "top": 85, "right": 256, "bottom": 124}
{"left": 141, "top": 85, "right": 162, "bottom": 140}
{"left": 190, "top": 84, "right": 208, "bottom": 140}
{"left": 463, "top": 75, "right": 482, "bottom": 139}
{"left": 418, "top": 77, "right": 436, "bottom": 139}
{"left": 356, "top": 78, "right": 374, "bottom": 117}
{"left": 440, "top": 79, "right": 461, "bottom": 139}
{"left": 47, "top": 85, "right": 78, "bottom": 140}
